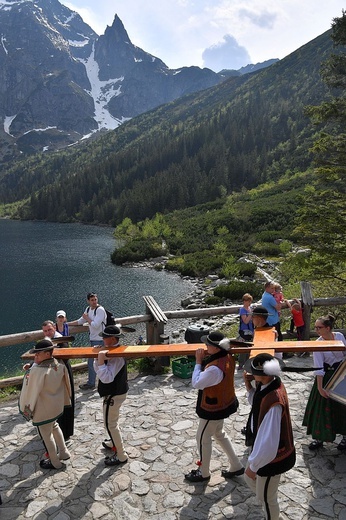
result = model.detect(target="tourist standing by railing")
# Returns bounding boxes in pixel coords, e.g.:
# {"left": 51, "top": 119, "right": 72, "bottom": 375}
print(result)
{"left": 68, "top": 292, "right": 106, "bottom": 390}
{"left": 55, "top": 310, "right": 69, "bottom": 336}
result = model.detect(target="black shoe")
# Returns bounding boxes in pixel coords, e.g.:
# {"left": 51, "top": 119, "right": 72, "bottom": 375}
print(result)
{"left": 104, "top": 455, "right": 127, "bottom": 466}
{"left": 184, "top": 469, "right": 210, "bottom": 482}
{"left": 309, "top": 440, "right": 323, "bottom": 450}
{"left": 40, "top": 459, "right": 62, "bottom": 470}
{"left": 283, "top": 353, "right": 294, "bottom": 359}
{"left": 221, "top": 467, "right": 245, "bottom": 479}
{"left": 102, "top": 440, "right": 117, "bottom": 453}
{"left": 79, "top": 383, "right": 95, "bottom": 390}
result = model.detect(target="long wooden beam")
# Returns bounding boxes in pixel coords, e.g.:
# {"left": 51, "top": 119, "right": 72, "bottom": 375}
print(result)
{"left": 21, "top": 340, "right": 345, "bottom": 360}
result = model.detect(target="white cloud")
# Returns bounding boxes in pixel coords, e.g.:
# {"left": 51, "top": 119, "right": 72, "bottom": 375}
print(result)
{"left": 202, "top": 34, "right": 251, "bottom": 71}
{"left": 61, "top": 0, "right": 345, "bottom": 69}
{"left": 238, "top": 8, "right": 277, "bottom": 29}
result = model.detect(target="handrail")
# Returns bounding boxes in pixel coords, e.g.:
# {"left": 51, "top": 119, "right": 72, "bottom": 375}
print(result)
{"left": 1, "top": 288, "right": 346, "bottom": 387}
{"left": 0, "top": 315, "right": 151, "bottom": 348}
{"left": 1, "top": 296, "right": 346, "bottom": 349}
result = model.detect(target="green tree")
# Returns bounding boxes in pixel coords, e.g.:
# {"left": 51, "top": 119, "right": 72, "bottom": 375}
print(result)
{"left": 296, "top": 11, "right": 346, "bottom": 270}
{"left": 114, "top": 218, "right": 141, "bottom": 241}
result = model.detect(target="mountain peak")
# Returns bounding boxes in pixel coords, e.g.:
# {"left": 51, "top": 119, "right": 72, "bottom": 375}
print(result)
{"left": 0, "top": 0, "right": 275, "bottom": 161}
{"left": 103, "top": 14, "right": 131, "bottom": 44}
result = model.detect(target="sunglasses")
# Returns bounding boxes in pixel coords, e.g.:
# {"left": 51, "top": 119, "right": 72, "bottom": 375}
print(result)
{"left": 315, "top": 326, "right": 324, "bottom": 330}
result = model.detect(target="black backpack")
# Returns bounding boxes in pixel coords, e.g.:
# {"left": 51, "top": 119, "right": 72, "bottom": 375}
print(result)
{"left": 87, "top": 305, "right": 116, "bottom": 327}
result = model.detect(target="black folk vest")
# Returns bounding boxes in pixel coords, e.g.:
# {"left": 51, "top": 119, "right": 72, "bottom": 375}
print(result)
{"left": 246, "top": 377, "right": 296, "bottom": 476}
{"left": 98, "top": 362, "right": 128, "bottom": 397}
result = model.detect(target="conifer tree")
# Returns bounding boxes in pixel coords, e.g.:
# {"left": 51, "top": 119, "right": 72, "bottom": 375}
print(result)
{"left": 296, "top": 11, "right": 346, "bottom": 266}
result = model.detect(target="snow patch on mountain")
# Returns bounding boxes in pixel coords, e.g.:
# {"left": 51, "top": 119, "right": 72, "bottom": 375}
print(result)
{"left": 68, "top": 38, "right": 89, "bottom": 47}
{"left": 1, "top": 35, "right": 8, "bottom": 54}
{"left": 4, "top": 114, "right": 16, "bottom": 136}
{"left": 79, "top": 44, "right": 128, "bottom": 131}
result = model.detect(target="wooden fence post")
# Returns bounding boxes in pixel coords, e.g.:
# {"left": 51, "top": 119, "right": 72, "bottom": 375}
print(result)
{"left": 143, "top": 296, "right": 169, "bottom": 372}
{"left": 300, "top": 281, "right": 314, "bottom": 340}
{"left": 143, "top": 296, "right": 167, "bottom": 344}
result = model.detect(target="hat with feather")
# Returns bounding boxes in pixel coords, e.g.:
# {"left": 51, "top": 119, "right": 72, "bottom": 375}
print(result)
{"left": 244, "top": 353, "right": 284, "bottom": 376}
{"left": 200, "top": 331, "right": 231, "bottom": 351}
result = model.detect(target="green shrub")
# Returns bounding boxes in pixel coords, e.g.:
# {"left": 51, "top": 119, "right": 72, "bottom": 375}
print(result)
{"left": 237, "top": 262, "right": 257, "bottom": 277}
{"left": 204, "top": 295, "right": 223, "bottom": 305}
{"left": 252, "top": 242, "right": 281, "bottom": 256}
{"left": 214, "top": 281, "right": 262, "bottom": 301}
{"left": 256, "top": 230, "right": 283, "bottom": 242}
{"left": 166, "top": 256, "right": 185, "bottom": 271}
{"left": 279, "top": 240, "right": 292, "bottom": 256}
{"left": 111, "top": 239, "right": 164, "bottom": 264}
{"left": 166, "top": 250, "right": 224, "bottom": 277}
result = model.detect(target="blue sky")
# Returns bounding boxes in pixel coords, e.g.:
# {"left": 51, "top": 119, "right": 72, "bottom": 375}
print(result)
{"left": 63, "top": 0, "right": 345, "bottom": 71}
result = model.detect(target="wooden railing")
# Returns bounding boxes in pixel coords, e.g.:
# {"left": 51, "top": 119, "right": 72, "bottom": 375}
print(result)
{"left": 1, "top": 283, "right": 346, "bottom": 387}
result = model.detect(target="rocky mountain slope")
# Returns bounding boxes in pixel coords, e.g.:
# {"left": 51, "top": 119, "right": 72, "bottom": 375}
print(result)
{"left": 0, "top": 0, "right": 277, "bottom": 162}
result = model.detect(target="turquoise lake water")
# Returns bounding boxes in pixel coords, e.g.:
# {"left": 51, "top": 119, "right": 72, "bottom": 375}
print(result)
{"left": 0, "top": 220, "right": 194, "bottom": 377}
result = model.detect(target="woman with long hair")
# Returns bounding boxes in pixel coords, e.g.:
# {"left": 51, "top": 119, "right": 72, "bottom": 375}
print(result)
{"left": 303, "top": 313, "right": 346, "bottom": 450}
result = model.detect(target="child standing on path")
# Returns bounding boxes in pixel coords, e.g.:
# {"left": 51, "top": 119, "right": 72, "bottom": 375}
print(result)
{"left": 287, "top": 299, "right": 306, "bottom": 347}
{"left": 238, "top": 293, "right": 254, "bottom": 370}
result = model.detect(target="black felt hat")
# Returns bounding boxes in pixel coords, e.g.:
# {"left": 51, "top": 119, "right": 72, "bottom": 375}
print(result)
{"left": 99, "top": 325, "right": 124, "bottom": 338}
{"left": 200, "top": 331, "right": 231, "bottom": 351}
{"left": 251, "top": 305, "right": 270, "bottom": 317}
{"left": 244, "top": 353, "right": 284, "bottom": 376}
{"left": 29, "top": 339, "right": 54, "bottom": 354}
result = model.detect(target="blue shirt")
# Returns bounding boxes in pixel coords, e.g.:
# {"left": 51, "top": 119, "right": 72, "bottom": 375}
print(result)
{"left": 261, "top": 292, "right": 279, "bottom": 325}
{"left": 239, "top": 307, "right": 254, "bottom": 333}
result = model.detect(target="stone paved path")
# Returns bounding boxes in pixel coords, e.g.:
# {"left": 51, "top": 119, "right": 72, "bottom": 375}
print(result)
{"left": 1, "top": 358, "right": 346, "bottom": 519}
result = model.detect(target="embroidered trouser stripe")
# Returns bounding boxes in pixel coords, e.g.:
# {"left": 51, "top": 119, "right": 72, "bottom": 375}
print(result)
{"left": 198, "top": 420, "right": 210, "bottom": 468}
{"left": 103, "top": 393, "right": 127, "bottom": 460}
{"left": 104, "top": 395, "right": 114, "bottom": 446}
{"left": 263, "top": 476, "right": 272, "bottom": 519}
{"left": 244, "top": 468, "right": 281, "bottom": 520}
{"left": 196, "top": 418, "right": 242, "bottom": 478}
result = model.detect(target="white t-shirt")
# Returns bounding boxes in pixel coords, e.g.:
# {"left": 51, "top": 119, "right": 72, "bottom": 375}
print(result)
{"left": 77, "top": 305, "right": 106, "bottom": 342}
